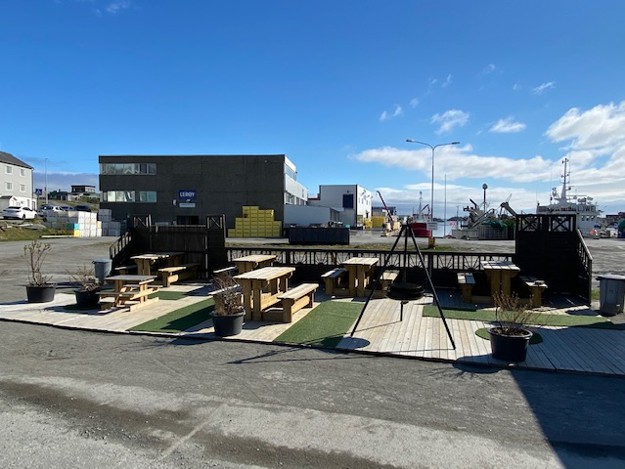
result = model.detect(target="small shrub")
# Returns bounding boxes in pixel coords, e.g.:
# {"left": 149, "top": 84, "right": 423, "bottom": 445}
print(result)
{"left": 23, "top": 239, "right": 53, "bottom": 286}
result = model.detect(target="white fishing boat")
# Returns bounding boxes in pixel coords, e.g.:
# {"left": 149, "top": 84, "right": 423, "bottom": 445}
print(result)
{"left": 536, "top": 158, "right": 601, "bottom": 237}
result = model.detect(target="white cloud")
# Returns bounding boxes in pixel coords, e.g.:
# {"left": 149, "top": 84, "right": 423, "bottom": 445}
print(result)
{"left": 379, "top": 104, "right": 403, "bottom": 122}
{"left": 489, "top": 117, "right": 526, "bottom": 134}
{"left": 442, "top": 74, "right": 452, "bottom": 88}
{"left": 431, "top": 109, "right": 469, "bottom": 134}
{"left": 409, "top": 98, "right": 419, "bottom": 108}
{"left": 546, "top": 101, "right": 625, "bottom": 150}
{"left": 512, "top": 83, "right": 521, "bottom": 91}
{"left": 352, "top": 145, "right": 552, "bottom": 184}
{"left": 482, "top": 64, "right": 496, "bottom": 75}
{"left": 106, "top": 0, "right": 130, "bottom": 14}
{"left": 532, "top": 81, "right": 555, "bottom": 95}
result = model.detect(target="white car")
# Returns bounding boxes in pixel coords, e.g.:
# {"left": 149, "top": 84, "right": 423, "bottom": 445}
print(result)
{"left": 2, "top": 206, "right": 37, "bottom": 220}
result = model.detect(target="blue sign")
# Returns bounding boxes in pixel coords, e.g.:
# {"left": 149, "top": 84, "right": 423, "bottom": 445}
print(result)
{"left": 178, "top": 190, "right": 196, "bottom": 202}
{"left": 35, "top": 188, "right": 43, "bottom": 195}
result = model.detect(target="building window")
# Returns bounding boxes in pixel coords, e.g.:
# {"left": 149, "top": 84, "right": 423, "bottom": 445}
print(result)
{"left": 20, "top": 168, "right": 26, "bottom": 176}
{"left": 103, "top": 191, "right": 135, "bottom": 202}
{"left": 138, "top": 191, "right": 157, "bottom": 202}
{"left": 5, "top": 165, "right": 12, "bottom": 174}
{"left": 20, "top": 184, "right": 26, "bottom": 192}
{"left": 6, "top": 182, "right": 13, "bottom": 190}
{"left": 100, "top": 163, "right": 157, "bottom": 175}
{"left": 342, "top": 193, "right": 354, "bottom": 209}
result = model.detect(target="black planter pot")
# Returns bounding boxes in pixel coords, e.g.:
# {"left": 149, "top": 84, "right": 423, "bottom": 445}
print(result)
{"left": 74, "top": 289, "right": 101, "bottom": 308}
{"left": 212, "top": 312, "right": 245, "bottom": 337}
{"left": 488, "top": 327, "right": 533, "bottom": 362}
{"left": 25, "top": 285, "right": 56, "bottom": 303}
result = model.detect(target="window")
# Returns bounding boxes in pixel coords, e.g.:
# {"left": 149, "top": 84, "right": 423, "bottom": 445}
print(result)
{"left": 137, "top": 191, "right": 157, "bottom": 202}
{"left": 6, "top": 182, "right": 13, "bottom": 190}
{"left": 100, "top": 163, "right": 156, "bottom": 175}
{"left": 103, "top": 191, "right": 135, "bottom": 202}
{"left": 20, "top": 168, "right": 26, "bottom": 176}
{"left": 5, "top": 165, "right": 12, "bottom": 174}
{"left": 342, "top": 193, "right": 354, "bottom": 209}
{"left": 20, "top": 184, "right": 26, "bottom": 192}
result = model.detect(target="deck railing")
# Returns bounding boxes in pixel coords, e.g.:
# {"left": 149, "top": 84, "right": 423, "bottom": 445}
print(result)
{"left": 225, "top": 246, "right": 513, "bottom": 272}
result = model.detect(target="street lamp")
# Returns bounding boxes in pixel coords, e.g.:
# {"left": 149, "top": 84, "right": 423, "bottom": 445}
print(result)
{"left": 405, "top": 139, "right": 460, "bottom": 223}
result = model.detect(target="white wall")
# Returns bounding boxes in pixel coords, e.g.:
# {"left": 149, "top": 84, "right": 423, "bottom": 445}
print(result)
{"left": 284, "top": 204, "right": 335, "bottom": 226}
{"left": 308, "top": 184, "right": 372, "bottom": 227}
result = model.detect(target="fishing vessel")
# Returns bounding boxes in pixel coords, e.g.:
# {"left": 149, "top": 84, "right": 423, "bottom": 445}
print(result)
{"left": 536, "top": 158, "right": 601, "bottom": 237}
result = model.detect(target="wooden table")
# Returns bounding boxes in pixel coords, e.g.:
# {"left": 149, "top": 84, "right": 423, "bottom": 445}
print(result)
{"left": 342, "top": 257, "right": 379, "bottom": 297}
{"left": 99, "top": 274, "right": 158, "bottom": 309}
{"left": 131, "top": 252, "right": 184, "bottom": 276}
{"left": 233, "top": 266, "right": 295, "bottom": 321}
{"left": 481, "top": 260, "right": 521, "bottom": 298}
{"left": 232, "top": 254, "right": 277, "bottom": 274}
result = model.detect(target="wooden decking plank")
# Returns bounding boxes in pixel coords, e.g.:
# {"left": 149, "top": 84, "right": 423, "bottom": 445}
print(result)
{"left": 404, "top": 304, "right": 423, "bottom": 357}
{"left": 556, "top": 327, "right": 625, "bottom": 374}
{"left": 539, "top": 327, "right": 589, "bottom": 372}
{"left": 397, "top": 302, "right": 417, "bottom": 355}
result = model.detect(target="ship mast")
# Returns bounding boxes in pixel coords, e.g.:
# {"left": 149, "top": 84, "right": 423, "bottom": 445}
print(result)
{"left": 558, "top": 158, "right": 570, "bottom": 203}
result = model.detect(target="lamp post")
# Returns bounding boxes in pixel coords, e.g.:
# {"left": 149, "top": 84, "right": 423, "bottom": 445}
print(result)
{"left": 405, "top": 139, "right": 459, "bottom": 223}
{"left": 44, "top": 157, "right": 48, "bottom": 204}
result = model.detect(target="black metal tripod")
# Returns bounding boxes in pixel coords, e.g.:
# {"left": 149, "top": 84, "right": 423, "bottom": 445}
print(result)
{"left": 349, "top": 223, "right": 456, "bottom": 350}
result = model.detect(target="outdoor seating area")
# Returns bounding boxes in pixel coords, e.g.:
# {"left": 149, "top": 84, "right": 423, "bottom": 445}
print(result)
{"left": 2, "top": 281, "right": 624, "bottom": 377}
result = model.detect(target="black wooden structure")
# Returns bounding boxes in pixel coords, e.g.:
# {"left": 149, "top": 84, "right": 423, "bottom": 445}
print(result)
{"left": 513, "top": 214, "right": 592, "bottom": 303}
{"left": 109, "top": 215, "right": 228, "bottom": 278}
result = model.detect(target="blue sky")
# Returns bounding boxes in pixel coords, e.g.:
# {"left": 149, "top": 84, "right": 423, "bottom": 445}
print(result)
{"left": 2, "top": 0, "right": 625, "bottom": 216}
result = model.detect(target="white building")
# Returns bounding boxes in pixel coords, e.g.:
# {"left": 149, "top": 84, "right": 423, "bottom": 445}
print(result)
{"left": 307, "top": 184, "right": 373, "bottom": 228}
{"left": 0, "top": 151, "right": 34, "bottom": 210}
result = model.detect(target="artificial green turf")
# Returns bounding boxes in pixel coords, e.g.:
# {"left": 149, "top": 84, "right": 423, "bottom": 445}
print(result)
{"left": 130, "top": 298, "right": 215, "bottom": 333}
{"left": 273, "top": 300, "right": 363, "bottom": 348}
{"left": 422, "top": 305, "right": 624, "bottom": 329}
{"left": 149, "top": 290, "right": 188, "bottom": 301}
{"left": 475, "top": 327, "right": 543, "bottom": 344}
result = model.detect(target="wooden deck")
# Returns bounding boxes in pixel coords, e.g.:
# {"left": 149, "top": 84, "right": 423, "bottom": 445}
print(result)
{"left": 1, "top": 285, "right": 624, "bottom": 376}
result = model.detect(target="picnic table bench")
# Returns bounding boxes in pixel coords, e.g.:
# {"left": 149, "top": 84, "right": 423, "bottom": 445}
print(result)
{"left": 98, "top": 274, "right": 158, "bottom": 311}
{"left": 277, "top": 283, "right": 318, "bottom": 322}
{"left": 520, "top": 275, "right": 548, "bottom": 308}
{"left": 321, "top": 268, "right": 347, "bottom": 295}
{"left": 158, "top": 263, "right": 200, "bottom": 287}
{"left": 379, "top": 270, "right": 399, "bottom": 295}
{"left": 213, "top": 266, "right": 238, "bottom": 280}
{"left": 457, "top": 272, "right": 476, "bottom": 303}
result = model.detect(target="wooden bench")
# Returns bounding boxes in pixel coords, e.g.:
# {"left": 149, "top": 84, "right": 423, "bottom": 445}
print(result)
{"left": 158, "top": 263, "right": 199, "bottom": 287}
{"left": 321, "top": 268, "right": 347, "bottom": 295}
{"left": 520, "top": 275, "right": 548, "bottom": 308}
{"left": 379, "top": 270, "right": 399, "bottom": 294}
{"left": 113, "top": 264, "right": 137, "bottom": 274}
{"left": 457, "top": 272, "right": 476, "bottom": 303}
{"left": 212, "top": 266, "right": 238, "bottom": 280}
{"left": 277, "top": 283, "right": 319, "bottom": 322}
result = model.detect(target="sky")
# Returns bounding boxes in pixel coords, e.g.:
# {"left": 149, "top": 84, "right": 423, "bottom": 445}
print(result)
{"left": 2, "top": 0, "right": 625, "bottom": 217}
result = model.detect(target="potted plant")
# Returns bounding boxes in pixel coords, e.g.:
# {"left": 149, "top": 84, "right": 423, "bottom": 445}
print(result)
{"left": 211, "top": 274, "right": 245, "bottom": 337}
{"left": 68, "top": 265, "right": 101, "bottom": 308}
{"left": 488, "top": 292, "right": 537, "bottom": 362}
{"left": 23, "top": 239, "right": 56, "bottom": 303}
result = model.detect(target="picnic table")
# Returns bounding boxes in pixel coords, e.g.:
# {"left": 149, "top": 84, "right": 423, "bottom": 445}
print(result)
{"left": 98, "top": 274, "right": 158, "bottom": 310}
{"left": 233, "top": 266, "right": 295, "bottom": 321}
{"left": 232, "top": 254, "right": 277, "bottom": 274}
{"left": 481, "top": 260, "right": 521, "bottom": 298}
{"left": 342, "top": 257, "right": 379, "bottom": 297}
{"left": 131, "top": 252, "right": 184, "bottom": 276}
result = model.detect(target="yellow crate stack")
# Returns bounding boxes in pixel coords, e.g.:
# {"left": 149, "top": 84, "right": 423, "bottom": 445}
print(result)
{"left": 229, "top": 206, "right": 282, "bottom": 238}
{"left": 371, "top": 216, "right": 386, "bottom": 228}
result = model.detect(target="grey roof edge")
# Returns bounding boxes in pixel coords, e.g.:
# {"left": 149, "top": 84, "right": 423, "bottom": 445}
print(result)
{"left": 0, "top": 151, "right": 34, "bottom": 169}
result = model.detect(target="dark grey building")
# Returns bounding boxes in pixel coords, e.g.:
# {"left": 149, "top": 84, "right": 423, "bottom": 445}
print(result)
{"left": 98, "top": 154, "right": 308, "bottom": 228}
